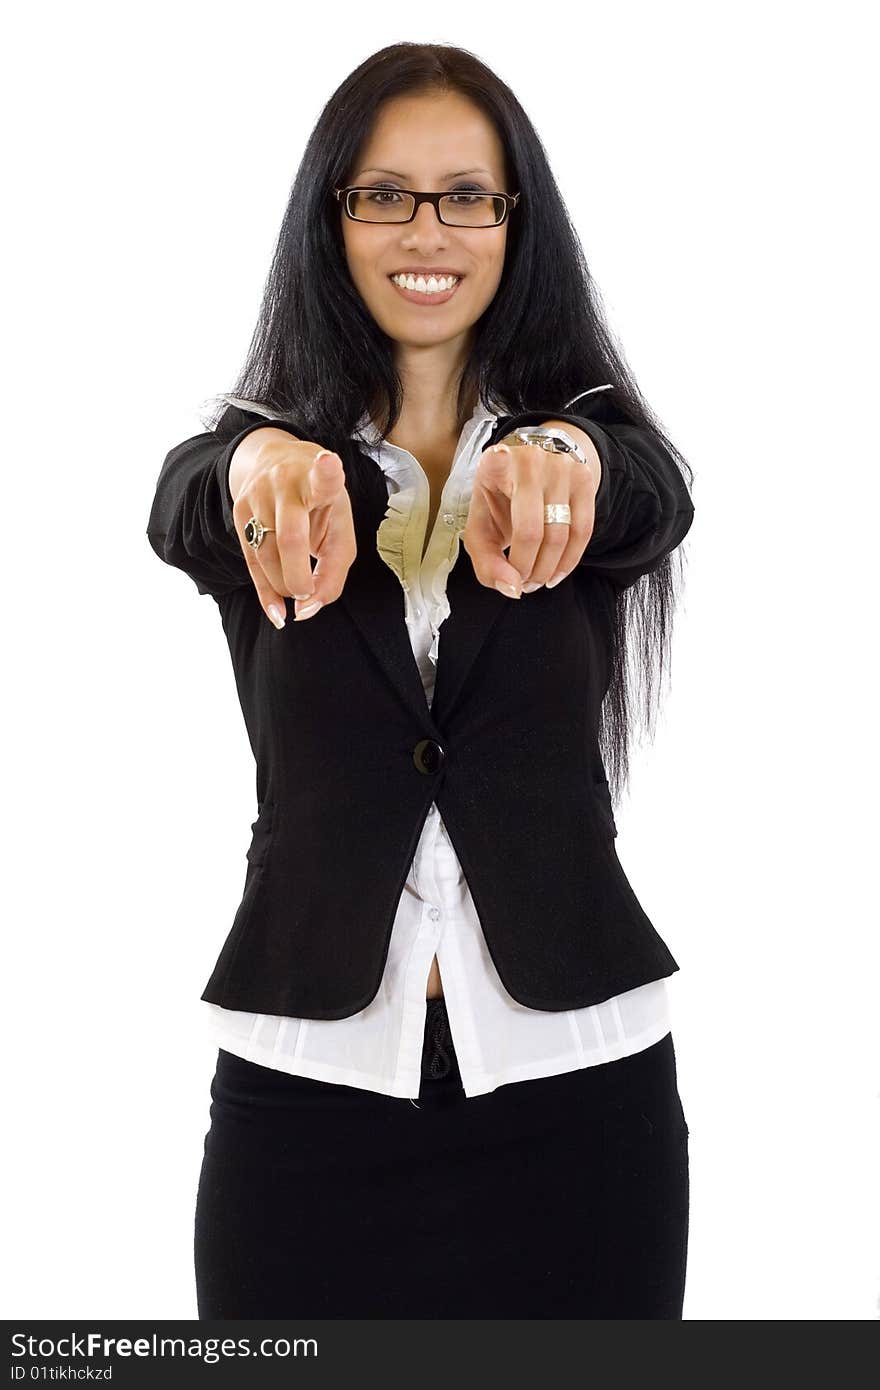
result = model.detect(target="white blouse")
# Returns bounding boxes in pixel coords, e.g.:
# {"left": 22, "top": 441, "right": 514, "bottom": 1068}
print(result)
{"left": 203, "top": 392, "right": 673, "bottom": 1099}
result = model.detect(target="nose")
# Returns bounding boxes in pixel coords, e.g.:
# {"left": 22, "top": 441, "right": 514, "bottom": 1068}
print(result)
{"left": 402, "top": 200, "right": 449, "bottom": 248}
{"left": 417, "top": 197, "right": 442, "bottom": 221}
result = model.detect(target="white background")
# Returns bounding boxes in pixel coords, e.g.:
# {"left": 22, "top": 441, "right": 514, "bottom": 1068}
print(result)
{"left": 3, "top": 0, "right": 877, "bottom": 1320}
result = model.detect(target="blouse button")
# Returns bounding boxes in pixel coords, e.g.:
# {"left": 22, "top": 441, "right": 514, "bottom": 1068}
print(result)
{"left": 428, "top": 907, "right": 441, "bottom": 922}
{"left": 442, "top": 512, "right": 455, "bottom": 525}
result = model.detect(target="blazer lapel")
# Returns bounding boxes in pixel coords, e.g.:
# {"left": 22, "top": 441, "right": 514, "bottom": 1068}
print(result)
{"left": 428, "top": 543, "right": 507, "bottom": 722}
{"left": 337, "top": 468, "right": 432, "bottom": 723}
{"left": 338, "top": 459, "right": 507, "bottom": 729}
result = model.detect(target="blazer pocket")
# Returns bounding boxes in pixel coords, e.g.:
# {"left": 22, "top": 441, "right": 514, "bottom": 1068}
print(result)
{"left": 592, "top": 777, "right": 618, "bottom": 838}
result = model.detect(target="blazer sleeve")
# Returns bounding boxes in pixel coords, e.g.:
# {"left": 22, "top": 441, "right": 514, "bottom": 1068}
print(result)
{"left": 482, "top": 400, "right": 695, "bottom": 591}
{"left": 146, "top": 406, "right": 303, "bottom": 599}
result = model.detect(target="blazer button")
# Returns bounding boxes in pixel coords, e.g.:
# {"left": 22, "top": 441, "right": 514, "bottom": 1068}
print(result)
{"left": 413, "top": 738, "right": 446, "bottom": 774}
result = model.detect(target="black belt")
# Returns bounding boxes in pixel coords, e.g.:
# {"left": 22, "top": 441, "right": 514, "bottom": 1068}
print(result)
{"left": 421, "top": 996, "right": 454, "bottom": 1079}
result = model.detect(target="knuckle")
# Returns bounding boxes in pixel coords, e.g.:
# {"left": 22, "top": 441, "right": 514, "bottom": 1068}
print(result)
{"left": 513, "top": 522, "right": 545, "bottom": 544}
{"left": 544, "top": 529, "right": 568, "bottom": 548}
{"left": 274, "top": 518, "right": 307, "bottom": 548}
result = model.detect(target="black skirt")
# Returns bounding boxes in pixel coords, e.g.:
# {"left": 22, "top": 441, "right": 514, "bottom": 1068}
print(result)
{"left": 194, "top": 996, "right": 690, "bottom": 1319}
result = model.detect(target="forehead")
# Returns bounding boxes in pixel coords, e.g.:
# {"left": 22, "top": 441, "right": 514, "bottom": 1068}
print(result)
{"left": 353, "top": 91, "right": 506, "bottom": 180}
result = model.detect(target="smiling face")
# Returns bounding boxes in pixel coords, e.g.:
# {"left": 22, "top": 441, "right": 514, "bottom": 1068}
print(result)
{"left": 340, "top": 89, "right": 510, "bottom": 353}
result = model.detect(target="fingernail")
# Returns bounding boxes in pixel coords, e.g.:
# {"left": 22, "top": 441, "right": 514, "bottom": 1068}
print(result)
{"left": 522, "top": 581, "right": 543, "bottom": 593}
{"left": 495, "top": 580, "right": 521, "bottom": 599}
{"left": 293, "top": 591, "right": 315, "bottom": 599}
{"left": 493, "top": 443, "right": 511, "bottom": 455}
{"left": 294, "top": 599, "right": 323, "bottom": 620}
{"left": 267, "top": 603, "right": 286, "bottom": 629}
{"left": 546, "top": 571, "right": 568, "bottom": 588}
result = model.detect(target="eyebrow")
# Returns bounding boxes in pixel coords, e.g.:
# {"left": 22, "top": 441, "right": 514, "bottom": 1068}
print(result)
{"left": 355, "top": 167, "right": 495, "bottom": 181}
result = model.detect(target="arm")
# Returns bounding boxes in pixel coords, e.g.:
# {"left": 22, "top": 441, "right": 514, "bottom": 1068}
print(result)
{"left": 146, "top": 406, "right": 303, "bottom": 599}
{"left": 483, "top": 399, "right": 695, "bottom": 591}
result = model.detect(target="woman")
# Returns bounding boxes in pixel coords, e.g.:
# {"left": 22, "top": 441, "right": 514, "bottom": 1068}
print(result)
{"left": 147, "top": 42, "right": 695, "bottom": 1319}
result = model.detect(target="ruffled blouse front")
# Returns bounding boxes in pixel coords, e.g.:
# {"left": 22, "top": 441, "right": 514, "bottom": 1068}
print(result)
{"left": 374, "top": 461, "right": 471, "bottom": 668}
{"left": 355, "top": 400, "right": 501, "bottom": 680}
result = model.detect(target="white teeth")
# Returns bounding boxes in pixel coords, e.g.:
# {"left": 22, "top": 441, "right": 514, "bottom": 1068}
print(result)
{"left": 391, "top": 273, "right": 460, "bottom": 294}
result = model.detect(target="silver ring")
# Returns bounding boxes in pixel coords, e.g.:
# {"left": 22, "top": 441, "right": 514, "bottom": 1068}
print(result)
{"left": 244, "top": 517, "right": 275, "bottom": 550}
{"left": 544, "top": 503, "right": 571, "bottom": 525}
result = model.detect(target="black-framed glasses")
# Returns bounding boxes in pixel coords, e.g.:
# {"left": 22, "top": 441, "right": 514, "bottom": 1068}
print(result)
{"left": 334, "top": 186, "right": 520, "bottom": 228}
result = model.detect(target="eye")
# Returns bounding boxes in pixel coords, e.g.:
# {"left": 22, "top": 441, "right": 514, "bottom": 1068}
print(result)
{"left": 447, "top": 182, "right": 490, "bottom": 205}
{"left": 365, "top": 185, "right": 404, "bottom": 205}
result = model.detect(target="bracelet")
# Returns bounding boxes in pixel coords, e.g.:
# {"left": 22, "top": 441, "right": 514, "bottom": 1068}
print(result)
{"left": 505, "top": 426, "right": 590, "bottom": 468}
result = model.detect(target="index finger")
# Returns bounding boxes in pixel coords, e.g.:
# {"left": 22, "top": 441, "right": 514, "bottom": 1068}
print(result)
{"left": 462, "top": 448, "right": 525, "bottom": 592}
{"left": 274, "top": 448, "right": 353, "bottom": 602}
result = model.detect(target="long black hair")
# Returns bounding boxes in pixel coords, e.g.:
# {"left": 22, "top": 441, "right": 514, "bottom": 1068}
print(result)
{"left": 200, "top": 41, "right": 695, "bottom": 803}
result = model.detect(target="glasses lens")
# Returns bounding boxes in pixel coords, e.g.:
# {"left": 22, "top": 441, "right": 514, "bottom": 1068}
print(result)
{"left": 348, "top": 189, "right": 416, "bottom": 222}
{"left": 440, "top": 194, "right": 505, "bottom": 226}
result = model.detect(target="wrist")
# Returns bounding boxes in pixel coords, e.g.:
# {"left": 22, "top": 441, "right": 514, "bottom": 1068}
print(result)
{"left": 536, "top": 420, "right": 600, "bottom": 476}
{"left": 514, "top": 420, "right": 602, "bottom": 494}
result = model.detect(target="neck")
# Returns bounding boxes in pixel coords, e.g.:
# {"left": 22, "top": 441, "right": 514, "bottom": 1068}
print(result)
{"left": 381, "top": 339, "right": 475, "bottom": 442}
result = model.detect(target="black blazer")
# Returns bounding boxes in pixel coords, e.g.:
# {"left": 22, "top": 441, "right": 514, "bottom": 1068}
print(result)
{"left": 146, "top": 394, "right": 695, "bottom": 1019}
